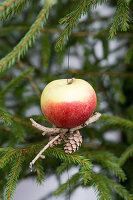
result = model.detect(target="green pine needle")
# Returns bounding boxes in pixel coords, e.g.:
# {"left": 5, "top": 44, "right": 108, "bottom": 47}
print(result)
{"left": 57, "top": 162, "right": 73, "bottom": 176}
{"left": 35, "top": 160, "right": 45, "bottom": 185}
{"left": 46, "top": 147, "right": 92, "bottom": 168}
{"left": 54, "top": 173, "right": 80, "bottom": 196}
{"left": 92, "top": 173, "right": 112, "bottom": 200}
{"left": 125, "top": 43, "right": 133, "bottom": 64}
{"left": 0, "top": 108, "right": 13, "bottom": 125}
{"left": 98, "top": 174, "right": 133, "bottom": 200}
{"left": 41, "top": 33, "right": 51, "bottom": 68}
{"left": 55, "top": 0, "right": 107, "bottom": 51}
{"left": 109, "top": 0, "right": 130, "bottom": 39}
{"left": 0, "top": 149, "right": 17, "bottom": 169}
{"left": 0, "top": 0, "right": 31, "bottom": 22}
{"left": 46, "top": 148, "right": 93, "bottom": 184}
{"left": 0, "top": 68, "right": 34, "bottom": 96}
{"left": 11, "top": 121, "right": 26, "bottom": 143}
{"left": 0, "top": 1, "right": 53, "bottom": 72}
{"left": 100, "top": 115, "right": 133, "bottom": 130}
{"left": 88, "top": 151, "right": 127, "bottom": 181}
{"left": 119, "top": 144, "right": 133, "bottom": 167}
{"left": 5, "top": 151, "right": 23, "bottom": 200}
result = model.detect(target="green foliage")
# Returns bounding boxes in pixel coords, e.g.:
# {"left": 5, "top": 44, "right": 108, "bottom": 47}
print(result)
{"left": 0, "top": 1, "right": 53, "bottom": 72}
{"left": 0, "top": 149, "right": 17, "bottom": 169}
{"left": 35, "top": 160, "right": 45, "bottom": 184}
{"left": 0, "top": 68, "right": 34, "bottom": 96}
{"left": 46, "top": 148, "right": 92, "bottom": 184}
{"left": 5, "top": 152, "right": 23, "bottom": 200}
{"left": 0, "top": 0, "right": 133, "bottom": 199}
{"left": 101, "top": 38, "right": 109, "bottom": 59}
{"left": 100, "top": 115, "right": 133, "bottom": 130}
{"left": 88, "top": 151, "right": 126, "bottom": 181}
{"left": 54, "top": 173, "right": 80, "bottom": 196}
{"left": 46, "top": 148, "right": 92, "bottom": 168}
{"left": 119, "top": 144, "right": 133, "bottom": 167}
{"left": 92, "top": 173, "right": 112, "bottom": 200}
{"left": 125, "top": 42, "right": 133, "bottom": 64}
{"left": 98, "top": 174, "right": 133, "bottom": 200}
{"left": 0, "top": 108, "right": 12, "bottom": 125}
{"left": 57, "top": 161, "right": 72, "bottom": 175}
{"left": 55, "top": 0, "right": 107, "bottom": 51}
{"left": 0, "top": 0, "right": 30, "bottom": 21}
{"left": 109, "top": 0, "right": 130, "bottom": 39}
{"left": 41, "top": 33, "right": 51, "bottom": 68}
{"left": 11, "top": 121, "right": 26, "bottom": 143}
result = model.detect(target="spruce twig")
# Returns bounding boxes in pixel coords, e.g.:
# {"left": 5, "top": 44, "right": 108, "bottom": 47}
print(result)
{"left": 0, "top": 0, "right": 30, "bottom": 21}
{"left": 17, "top": 60, "right": 41, "bottom": 97}
{"left": 0, "top": 1, "right": 53, "bottom": 72}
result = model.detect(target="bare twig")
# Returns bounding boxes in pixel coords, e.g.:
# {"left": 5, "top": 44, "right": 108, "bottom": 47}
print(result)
{"left": 29, "top": 134, "right": 60, "bottom": 171}
{"left": 29, "top": 112, "right": 101, "bottom": 170}
{"left": 71, "top": 112, "right": 101, "bottom": 132}
{"left": 30, "top": 112, "right": 101, "bottom": 135}
{"left": 0, "top": 26, "right": 133, "bottom": 38}
{"left": 30, "top": 118, "right": 67, "bottom": 135}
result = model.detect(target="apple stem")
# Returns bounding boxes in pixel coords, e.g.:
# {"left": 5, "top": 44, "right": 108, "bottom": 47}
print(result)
{"left": 29, "top": 112, "right": 101, "bottom": 170}
{"left": 67, "top": 77, "right": 75, "bottom": 84}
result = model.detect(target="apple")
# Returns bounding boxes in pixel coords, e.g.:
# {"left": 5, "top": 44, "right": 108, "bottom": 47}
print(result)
{"left": 41, "top": 78, "right": 97, "bottom": 128}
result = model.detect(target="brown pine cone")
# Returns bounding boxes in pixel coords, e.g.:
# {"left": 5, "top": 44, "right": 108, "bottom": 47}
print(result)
{"left": 64, "top": 130, "right": 82, "bottom": 154}
{"left": 49, "top": 132, "right": 67, "bottom": 147}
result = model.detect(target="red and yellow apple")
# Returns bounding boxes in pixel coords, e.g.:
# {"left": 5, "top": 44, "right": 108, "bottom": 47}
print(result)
{"left": 41, "top": 78, "right": 97, "bottom": 128}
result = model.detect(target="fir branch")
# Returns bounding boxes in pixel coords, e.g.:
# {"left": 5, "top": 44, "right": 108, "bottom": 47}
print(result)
{"left": 0, "top": 68, "right": 34, "bottom": 96}
{"left": 109, "top": 0, "right": 130, "bottom": 39}
{"left": 100, "top": 115, "right": 133, "bottom": 130}
{"left": 0, "top": 108, "right": 13, "bottom": 125}
{"left": 69, "top": 69, "right": 133, "bottom": 78}
{"left": 97, "top": 174, "right": 133, "bottom": 200}
{"left": 10, "top": 115, "right": 33, "bottom": 129}
{"left": 79, "top": 165, "right": 92, "bottom": 185}
{"left": 46, "top": 148, "right": 92, "bottom": 184}
{"left": 92, "top": 173, "right": 112, "bottom": 200}
{"left": 56, "top": 162, "right": 73, "bottom": 176}
{"left": 35, "top": 160, "right": 45, "bottom": 184}
{"left": 1, "top": 108, "right": 34, "bottom": 129}
{"left": 0, "top": 150, "right": 17, "bottom": 169}
{"left": 5, "top": 151, "right": 22, "bottom": 200}
{"left": 17, "top": 61, "right": 41, "bottom": 97}
{"left": 0, "top": 147, "right": 15, "bottom": 152}
{"left": 47, "top": 148, "right": 92, "bottom": 170}
{"left": 41, "top": 33, "right": 51, "bottom": 68}
{"left": 125, "top": 43, "right": 133, "bottom": 64}
{"left": 0, "top": 0, "right": 30, "bottom": 21}
{"left": 0, "top": 1, "right": 53, "bottom": 72}
{"left": 54, "top": 173, "right": 80, "bottom": 196}
{"left": 119, "top": 144, "right": 133, "bottom": 167}
{"left": 55, "top": 0, "right": 107, "bottom": 51}
{"left": 11, "top": 121, "right": 26, "bottom": 143}
{"left": 88, "top": 151, "right": 126, "bottom": 181}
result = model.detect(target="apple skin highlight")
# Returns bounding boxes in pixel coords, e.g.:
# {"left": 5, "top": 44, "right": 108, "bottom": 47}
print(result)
{"left": 41, "top": 79, "right": 97, "bottom": 128}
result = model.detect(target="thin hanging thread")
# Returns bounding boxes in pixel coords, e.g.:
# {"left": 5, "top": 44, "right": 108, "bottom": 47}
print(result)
{"left": 67, "top": 2, "right": 71, "bottom": 199}
{"left": 67, "top": 0, "right": 71, "bottom": 84}
{"left": 66, "top": 0, "right": 71, "bottom": 196}
{"left": 67, "top": 164, "right": 70, "bottom": 200}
